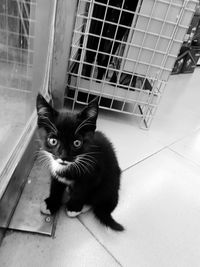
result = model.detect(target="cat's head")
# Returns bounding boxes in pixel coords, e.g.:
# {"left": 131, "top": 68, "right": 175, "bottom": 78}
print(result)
{"left": 36, "top": 94, "right": 99, "bottom": 178}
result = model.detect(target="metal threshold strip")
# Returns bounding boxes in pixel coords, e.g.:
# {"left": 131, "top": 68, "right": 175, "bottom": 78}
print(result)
{"left": 7, "top": 158, "right": 57, "bottom": 236}
{"left": 0, "top": 113, "right": 57, "bottom": 237}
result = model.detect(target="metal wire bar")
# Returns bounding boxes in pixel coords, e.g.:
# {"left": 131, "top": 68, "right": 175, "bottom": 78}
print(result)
{"left": 96, "top": 0, "right": 127, "bottom": 109}
{"left": 84, "top": 0, "right": 109, "bottom": 104}
{"left": 78, "top": 0, "right": 196, "bottom": 13}
{"left": 136, "top": 0, "right": 175, "bottom": 127}
{"left": 140, "top": 0, "right": 196, "bottom": 128}
{"left": 140, "top": 0, "right": 195, "bottom": 128}
{"left": 72, "top": 0, "right": 94, "bottom": 111}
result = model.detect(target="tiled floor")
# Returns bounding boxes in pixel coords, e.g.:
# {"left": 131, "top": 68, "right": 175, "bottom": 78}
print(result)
{"left": 1, "top": 69, "right": 200, "bottom": 266}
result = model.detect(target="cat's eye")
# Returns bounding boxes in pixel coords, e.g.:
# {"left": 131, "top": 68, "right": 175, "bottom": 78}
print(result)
{"left": 73, "top": 139, "right": 82, "bottom": 149}
{"left": 47, "top": 137, "right": 58, "bottom": 147}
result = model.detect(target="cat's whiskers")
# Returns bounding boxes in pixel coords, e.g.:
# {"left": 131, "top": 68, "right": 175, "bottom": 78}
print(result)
{"left": 37, "top": 154, "right": 51, "bottom": 169}
{"left": 77, "top": 160, "right": 92, "bottom": 175}
{"left": 83, "top": 154, "right": 97, "bottom": 160}
{"left": 75, "top": 156, "right": 91, "bottom": 174}
{"left": 72, "top": 161, "right": 81, "bottom": 176}
{"left": 34, "top": 147, "right": 45, "bottom": 157}
{"left": 78, "top": 152, "right": 99, "bottom": 158}
{"left": 81, "top": 151, "right": 100, "bottom": 155}
{"left": 37, "top": 150, "right": 48, "bottom": 160}
{"left": 79, "top": 156, "right": 96, "bottom": 166}
{"left": 36, "top": 150, "right": 56, "bottom": 172}
{"left": 74, "top": 159, "right": 85, "bottom": 174}
{"left": 34, "top": 150, "right": 39, "bottom": 158}
{"left": 76, "top": 157, "right": 95, "bottom": 175}
{"left": 78, "top": 154, "right": 97, "bottom": 165}
{"left": 37, "top": 152, "right": 50, "bottom": 162}
{"left": 36, "top": 146, "right": 98, "bottom": 178}
{"left": 76, "top": 155, "right": 95, "bottom": 165}
{"left": 51, "top": 158, "right": 71, "bottom": 176}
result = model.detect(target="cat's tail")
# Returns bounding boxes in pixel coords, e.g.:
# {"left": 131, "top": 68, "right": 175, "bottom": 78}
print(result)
{"left": 93, "top": 209, "right": 124, "bottom": 232}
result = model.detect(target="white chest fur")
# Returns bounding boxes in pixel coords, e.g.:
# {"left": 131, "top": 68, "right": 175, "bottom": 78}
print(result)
{"left": 54, "top": 174, "right": 74, "bottom": 186}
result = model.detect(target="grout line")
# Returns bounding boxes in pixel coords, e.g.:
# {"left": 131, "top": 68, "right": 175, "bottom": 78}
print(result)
{"left": 77, "top": 217, "right": 123, "bottom": 267}
{"left": 167, "top": 147, "right": 200, "bottom": 169}
{"left": 166, "top": 128, "right": 200, "bottom": 148}
{"left": 122, "top": 146, "right": 167, "bottom": 173}
{"left": 122, "top": 126, "right": 200, "bottom": 173}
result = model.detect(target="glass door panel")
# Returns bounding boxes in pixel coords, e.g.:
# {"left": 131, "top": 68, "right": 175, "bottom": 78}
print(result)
{"left": 0, "top": 0, "right": 56, "bottom": 185}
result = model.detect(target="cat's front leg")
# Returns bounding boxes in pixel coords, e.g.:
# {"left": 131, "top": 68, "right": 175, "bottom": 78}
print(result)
{"left": 65, "top": 198, "right": 85, "bottom": 217}
{"left": 65, "top": 183, "right": 91, "bottom": 217}
{"left": 65, "top": 191, "right": 91, "bottom": 217}
{"left": 66, "top": 199, "right": 91, "bottom": 217}
{"left": 41, "top": 178, "right": 66, "bottom": 215}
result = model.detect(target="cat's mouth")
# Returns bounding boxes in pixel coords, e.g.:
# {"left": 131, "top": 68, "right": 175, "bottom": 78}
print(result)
{"left": 51, "top": 158, "right": 71, "bottom": 176}
{"left": 56, "top": 158, "right": 71, "bottom": 166}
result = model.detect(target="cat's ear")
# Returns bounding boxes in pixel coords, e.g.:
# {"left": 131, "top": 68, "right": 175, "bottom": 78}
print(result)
{"left": 36, "top": 94, "right": 58, "bottom": 130}
{"left": 79, "top": 97, "right": 99, "bottom": 120}
{"left": 36, "top": 93, "right": 57, "bottom": 118}
{"left": 77, "top": 97, "right": 99, "bottom": 132}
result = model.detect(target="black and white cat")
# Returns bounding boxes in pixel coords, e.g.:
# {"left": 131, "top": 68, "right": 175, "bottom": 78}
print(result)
{"left": 36, "top": 94, "right": 124, "bottom": 231}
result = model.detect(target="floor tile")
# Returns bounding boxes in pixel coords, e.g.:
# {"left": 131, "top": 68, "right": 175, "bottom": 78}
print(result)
{"left": 0, "top": 210, "right": 120, "bottom": 267}
{"left": 170, "top": 128, "right": 200, "bottom": 166}
{"left": 79, "top": 149, "right": 200, "bottom": 267}
{"left": 149, "top": 69, "right": 200, "bottom": 145}
{"left": 97, "top": 111, "right": 163, "bottom": 171}
{"left": 150, "top": 107, "right": 200, "bottom": 146}
{"left": 96, "top": 69, "right": 200, "bottom": 171}
{"left": 164, "top": 69, "right": 200, "bottom": 115}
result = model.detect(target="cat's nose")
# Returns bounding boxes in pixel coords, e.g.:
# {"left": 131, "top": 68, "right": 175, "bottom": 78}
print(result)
{"left": 59, "top": 150, "right": 73, "bottom": 162}
{"left": 60, "top": 154, "right": 73, "bottom": 162}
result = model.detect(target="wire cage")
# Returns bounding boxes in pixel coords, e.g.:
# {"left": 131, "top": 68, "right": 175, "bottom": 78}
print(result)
{"left": 65, "top": 0, "right": 198, "bottom": 128}
{"left": 0, "top": 0, "right": 36, "bottom": 92}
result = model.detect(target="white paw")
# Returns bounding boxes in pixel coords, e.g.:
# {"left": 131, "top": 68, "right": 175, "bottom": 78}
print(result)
{"left": 40, "top": 201, "right": 51, "bottom": 215}
{"left": 66, "top": 210, "right": 81, "bottom": 217}
{"left": 65, "top": 205, "right": 91, "bottom": 217}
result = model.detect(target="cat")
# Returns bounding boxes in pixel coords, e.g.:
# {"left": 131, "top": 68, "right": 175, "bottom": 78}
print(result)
{"left": 36, "top": 94, "right": 124, "bottom": 231}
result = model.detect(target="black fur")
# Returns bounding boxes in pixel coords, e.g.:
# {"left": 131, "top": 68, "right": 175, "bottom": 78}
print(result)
{"left": 36, "top": 94, "right": 124, "bottom": 231}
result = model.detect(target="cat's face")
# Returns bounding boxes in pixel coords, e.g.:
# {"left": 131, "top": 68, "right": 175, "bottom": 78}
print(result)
{"left": 36, "top": 94, "right": 99, "bottom": 178}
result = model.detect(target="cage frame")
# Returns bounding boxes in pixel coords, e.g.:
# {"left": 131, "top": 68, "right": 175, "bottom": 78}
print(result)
{"left": 65, "top": 0, "right": 198, "bottom": 129}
